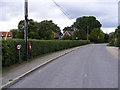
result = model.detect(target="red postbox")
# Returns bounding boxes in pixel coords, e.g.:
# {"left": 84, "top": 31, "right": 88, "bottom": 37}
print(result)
{"left": 28, "top": 42, "right": 32, "bottom": 50}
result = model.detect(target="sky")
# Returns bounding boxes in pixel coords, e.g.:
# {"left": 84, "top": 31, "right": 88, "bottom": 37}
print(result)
{"left": 0, "top": 0, "right": 119, "bottom": 34}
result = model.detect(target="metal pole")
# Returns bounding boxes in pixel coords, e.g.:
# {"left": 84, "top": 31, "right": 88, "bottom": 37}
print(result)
{"left": 19, "top": 50, "right": 21, "bottom": 63}
{"left": 24, "top": 0, "right": 28, "bottom": 61}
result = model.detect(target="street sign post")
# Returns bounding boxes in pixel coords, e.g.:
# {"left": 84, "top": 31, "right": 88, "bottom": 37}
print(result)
{"left": 17, "top": 44, "right": 22, "bottom": 63}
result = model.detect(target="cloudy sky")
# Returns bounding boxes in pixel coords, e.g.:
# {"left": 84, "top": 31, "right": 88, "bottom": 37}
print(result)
{"left": 0, "top": 0, "right": 119, "bottom": 33}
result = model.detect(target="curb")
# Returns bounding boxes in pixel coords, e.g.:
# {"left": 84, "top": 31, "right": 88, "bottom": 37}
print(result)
{"left": 2, "top": 44, "right": 90, "bottom": 89}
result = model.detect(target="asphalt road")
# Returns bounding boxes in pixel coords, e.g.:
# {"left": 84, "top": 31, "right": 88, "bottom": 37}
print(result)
{"left": 10, "top": 44, "right": 118, "bottom": 88}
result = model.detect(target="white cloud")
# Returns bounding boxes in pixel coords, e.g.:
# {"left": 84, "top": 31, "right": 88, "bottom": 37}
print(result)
{"left": 0, "top": 16, "right": 24, "bottom": 31}
{"left": 0, "top": 0, "right": 119, "bottom": 34}
{"left": 102, "top": 27, "right": 116, "bottom": 34}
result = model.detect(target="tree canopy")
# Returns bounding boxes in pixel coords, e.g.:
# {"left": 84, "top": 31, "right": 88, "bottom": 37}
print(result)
{"left": 73, "top": 29, "right": 86, "bottom": 40}
{"left": 89, "top": 28, "right": 104, "bottom": 43}
{"left": 73, "top": 16, "right": 102, "bottom": 33}
{"left": 17, "top": 19, "right": 38, "bottom": 39}
{"left": 37, "top": 20, "right": 62, "bottom": 39}
{"left": 16, "top": 19, "right": 62, "bottom": 40}
{"left": 10, "top": 29, "right": 18, "bottom": 38}
{"left": 63, "top": 26, "right": 74, "bottom": 33}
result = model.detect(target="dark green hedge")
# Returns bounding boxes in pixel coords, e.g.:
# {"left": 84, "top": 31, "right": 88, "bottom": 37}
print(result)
{"left": 2, "top": 39, "right": 90, "bottom": 67}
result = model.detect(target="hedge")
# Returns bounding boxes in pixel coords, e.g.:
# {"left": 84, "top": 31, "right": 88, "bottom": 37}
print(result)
{"left": 2, "top": 39, "right": 90, "bottom": 67}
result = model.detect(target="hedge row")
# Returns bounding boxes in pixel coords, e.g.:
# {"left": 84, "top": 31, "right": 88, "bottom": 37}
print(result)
{"left": 2, "top": 39, "right": 90, "bottom": 67}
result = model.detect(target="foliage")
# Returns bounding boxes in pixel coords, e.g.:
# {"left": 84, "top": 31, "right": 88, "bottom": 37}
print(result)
{"left": 63, "top": 26, "right": 74, "bottom": 33}
{"left": 37, "top": 20, "right": 62, "bottom": 39}
{"left": 10, "top": 29, "right": 18, "bottom": 38}
{"left": 104, "top": 33, "right": 109, "bottom": 43}
{"left": 17, "top": 19, "right": 38, "bottom": 39}
{"left": 89, "top": 28, "right": 105, "bottom": 43}
{"left": 114, "top": 26, "right": 120, "bottom": 47}
{"left": 44, "top": 31, "right": 54, "bottom": 40}
{"left": 73, "top": 30, "right": 87, "bottom": 40}
{"left": 16, "top": 19, "right": 62, "bottom": 40}
{"left": 109, "top": 32, "right": 115, "bottom": 42}
{"left": 108, "top": 25, "right": 120, "bottom": 47}
{"left": 2, "top": 39, "right": 90, "bottom": 67}
{"left": 73, "top": 16, "right": 102, "bottom": 34}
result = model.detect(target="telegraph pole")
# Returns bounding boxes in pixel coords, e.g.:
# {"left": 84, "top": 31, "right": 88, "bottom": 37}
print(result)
{"left": 24, "top": 0, "right": 28, "bottom": 61}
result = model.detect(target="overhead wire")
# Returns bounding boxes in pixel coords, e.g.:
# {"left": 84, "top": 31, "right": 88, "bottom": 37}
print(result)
{"left": 52, "top": 0, "right": 74, "bottom": 23}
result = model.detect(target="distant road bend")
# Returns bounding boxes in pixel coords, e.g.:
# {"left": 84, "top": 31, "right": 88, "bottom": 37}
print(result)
{"left": 9, "top": 44, "right": 118, "bottom": 88}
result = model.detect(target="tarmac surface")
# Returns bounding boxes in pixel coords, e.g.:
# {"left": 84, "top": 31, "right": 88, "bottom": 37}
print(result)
{"left": 8, "top": 44, "right": 118, "bottom": 88}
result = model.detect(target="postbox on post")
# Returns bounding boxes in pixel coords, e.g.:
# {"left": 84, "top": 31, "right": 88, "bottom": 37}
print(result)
{"left": 28, "top": 42, "right": 32, "bottom": 50}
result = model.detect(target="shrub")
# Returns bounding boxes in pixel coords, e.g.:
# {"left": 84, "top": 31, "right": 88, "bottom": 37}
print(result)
{"left": 2, "top": 39, "right": 90, "bottom": 67}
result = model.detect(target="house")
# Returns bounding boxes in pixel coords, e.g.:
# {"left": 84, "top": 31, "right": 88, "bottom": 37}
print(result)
{"left": 54, "top": 32, "right": 61, "bottom": 39}
{"left": 62, "top": 31, "right": 74, "bottom": 37}
{"left": 61, "top": 31, "right": 74, "bottom": 40}
{"left": 0, "top": 32, "right": 13, "bottom": 39}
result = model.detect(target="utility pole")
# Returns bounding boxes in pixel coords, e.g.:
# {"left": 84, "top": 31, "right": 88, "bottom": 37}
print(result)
{"left": 24, "top": 0, "right": 28, "bottom": 61}
{"left": 87, "top": 26, "right": 89, "bottom": 40}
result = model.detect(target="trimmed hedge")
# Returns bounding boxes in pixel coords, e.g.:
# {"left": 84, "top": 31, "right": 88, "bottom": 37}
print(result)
{"left": 2, "top": 39, "right": 90, "bottom": 67}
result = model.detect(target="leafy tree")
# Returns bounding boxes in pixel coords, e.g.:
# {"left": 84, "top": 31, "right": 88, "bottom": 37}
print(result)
{"left": 17, "top": 20, "right": 24, "bottom": 39}
{"left": 10, "top": 29, "right": 18, "bottom": 38}
{"left": 44, "top": 30, "right": 54, "bottom": 40}
{"left": 104, "top": 33, "right": 109, "bottom": 43}
{"left": 28, "top": 31, "right": 39, "bottom": 39}
{"left": 89, "top": 28, "right": 104, "bottom": 43}
{"left": 109, "top": 32, "right": 115, "bottom": 42}
{"left": 73, "top": 29, "right": 86, "bottom": 40}
{"left": 114, "top": 26, "right": 120, "bottom": 47}
{"left": 17, "top": 19, "right": 39, "bottom": 39}
{"left": 73, "top": 16, "right": 102, "bottom": 34}
{"left": 27, "top": 19, "right": 39, "bottom": 39}
{"left": 37, "top": 20, "right": 62, "bottom": 39}
{"left": 63, "top": 26, "right": 74, "bottom": 33}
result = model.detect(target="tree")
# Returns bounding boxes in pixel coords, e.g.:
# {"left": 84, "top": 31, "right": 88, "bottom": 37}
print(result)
{"left": 73, "top": 16, "right": 102, "bottom": 34}
{"left": 10, "top": 29, "right": 18, "bottom": 38}
{"left": 63, "top": 26, "right": 74, "bottom": 33}
{"left": 17, "top": 19, "right": 39, "bottom": 39}
{"left": 104, "top": 33, "right": 109, "bottom": 43}
{"left": 73, "top": 29, "right": 86, "bottom": 40}
{"left": 109, "top": 32, "right": 115, "bottom": 41}
{"left": 17, "top": 20, "right": 24, "bottom": 39}
{"left": 89, "top": 28, "right": 104, "bottom": 43}
{"left": 37, "top": 20, "right": 62, "bottom": 39}
{"left": 27, "top": 19, "right": 39, "bottom": 39}
{"left": 44, "top": 30, "right": 54, "bottom": 40}
{"left": 114, "top": 26, "right": 120, "bottom": 47}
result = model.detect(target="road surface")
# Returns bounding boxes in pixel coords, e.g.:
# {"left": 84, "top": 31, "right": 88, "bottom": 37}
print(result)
{"left": 9, "top": 44, "right": 118, "bottom": 88}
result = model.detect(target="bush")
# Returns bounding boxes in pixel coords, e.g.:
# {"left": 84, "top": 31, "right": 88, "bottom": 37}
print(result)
{"left": 2, "top": 39, "right": 90, "bottom": 67}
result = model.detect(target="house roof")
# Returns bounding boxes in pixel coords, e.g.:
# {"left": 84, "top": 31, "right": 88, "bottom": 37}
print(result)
{"left": 54, "top": 32, "right": 60, "bottom": 37}
{"left": 0, "top": 32, "right": 13, "bottom": 37}
{"left": 62, "top": 31, "right": 74, "bottom": 37}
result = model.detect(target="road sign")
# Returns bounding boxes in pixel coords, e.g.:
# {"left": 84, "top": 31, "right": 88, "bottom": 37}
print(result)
{"left": 17, "top": 44, "right": 22, "bottom": 50}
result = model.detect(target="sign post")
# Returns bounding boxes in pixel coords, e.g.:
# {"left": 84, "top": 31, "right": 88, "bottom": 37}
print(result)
{"left": 17, "top": 44, "right": 22, "bottom": 63}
